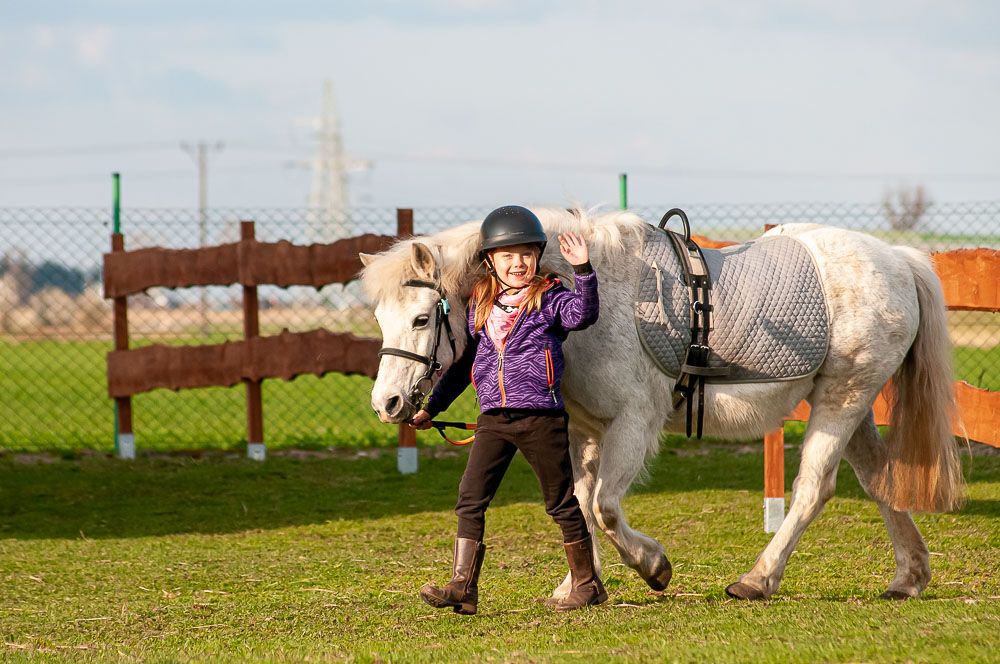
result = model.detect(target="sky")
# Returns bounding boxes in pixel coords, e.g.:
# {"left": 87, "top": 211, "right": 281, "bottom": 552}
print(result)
{"left": 1, "top": 0, "right": 999, "bottom": 210}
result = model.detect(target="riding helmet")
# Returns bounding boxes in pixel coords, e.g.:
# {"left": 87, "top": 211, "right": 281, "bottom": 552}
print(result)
{"left": 478, "top": 205, "right": 547, "bottom": 259}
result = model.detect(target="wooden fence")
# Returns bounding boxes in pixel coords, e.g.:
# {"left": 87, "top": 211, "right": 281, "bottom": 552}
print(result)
{"left": 104, "top": 217, "right": 998, "bottom": 493}
{"left": 103, "top": 209, "right": 418, "bottom": 467}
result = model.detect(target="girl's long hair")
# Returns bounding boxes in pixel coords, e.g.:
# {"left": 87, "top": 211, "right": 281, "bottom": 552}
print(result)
{"left": 470, "top": 263, "right": 555, "bottom": 332}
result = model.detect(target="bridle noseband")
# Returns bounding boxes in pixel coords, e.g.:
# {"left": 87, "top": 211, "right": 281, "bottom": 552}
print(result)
{"left": 376, "top": 279, "right": 458, "bottom": 411}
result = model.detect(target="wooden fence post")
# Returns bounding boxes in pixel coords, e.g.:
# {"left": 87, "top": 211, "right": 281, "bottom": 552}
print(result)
{"left": 396, "top": 208, "right": 418, "bottom": 474}
{"left": 242, "top": 221, "right": 266, "bottom": 461}
{"left": 762, "top": 223, "right": 785, "bottom": 532}
{"left": 763, "top": 428, "right": 785, "bottom": 533}
{"left": 111, "top": 232, "right": 136, "bottom": 459}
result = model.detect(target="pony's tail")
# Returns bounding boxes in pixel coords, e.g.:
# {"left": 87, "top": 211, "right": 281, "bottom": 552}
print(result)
{"left": 873, "top": 248, "right": 965, "bottom": 513}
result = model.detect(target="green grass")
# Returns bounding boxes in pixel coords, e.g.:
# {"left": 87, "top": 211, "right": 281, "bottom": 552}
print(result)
{"left": 955, "top": 344, "right": 1000, "bottom": 390}
{"left": 1, "top": 447, "right": 997, "bottom": 662}
{"left": 0, "top": 339, "right": 480, "bottom": 453}
{"left": 1, "top": 339, "right": 997, "bottom": 454}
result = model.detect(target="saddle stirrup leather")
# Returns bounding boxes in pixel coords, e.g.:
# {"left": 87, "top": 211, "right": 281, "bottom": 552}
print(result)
{"left": 659, "top": 209, "right": 729, "bottom": 438}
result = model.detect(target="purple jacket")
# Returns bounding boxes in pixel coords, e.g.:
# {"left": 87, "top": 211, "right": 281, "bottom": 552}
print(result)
{"left": 425, "top": 268, "right": 599, "bottom": 417}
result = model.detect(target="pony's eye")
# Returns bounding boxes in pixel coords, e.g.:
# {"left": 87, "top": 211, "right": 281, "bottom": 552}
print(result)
{"left": 413, "top": 315, "right": 430, "bottom": 329}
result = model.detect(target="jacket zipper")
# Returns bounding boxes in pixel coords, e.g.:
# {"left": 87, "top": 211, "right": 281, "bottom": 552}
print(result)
{"left": 544, "top": 345, "right": 556, "bottom": 404}
{"left": 497, "top": 307, "right": 527, "bottom": 407}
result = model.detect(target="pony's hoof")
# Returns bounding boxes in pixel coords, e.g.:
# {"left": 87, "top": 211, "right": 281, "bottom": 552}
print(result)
{"left": 644, "top": 555, "right": 673, "bottom": 591}
{"left": 725, "top": 581, "right": 767, "bottom": 601}
{"left": 879, "top": 589, "right": 912, "bottom": 601}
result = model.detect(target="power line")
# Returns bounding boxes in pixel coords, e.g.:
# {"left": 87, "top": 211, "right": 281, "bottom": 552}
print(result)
{"left": 1, "top": 147, "right": 997, "bottom": 185}
{"left": 364, "top": 152, "right": 1000, "bottom": 182}
{"left": 224, "top": 144, "right": 1000, "bottom": 182}
{"left": 0, "top": 162, "right": 307, "bottom": 187}
{"left": 0, "top": 142, "right": 179, "bottom": 159}
{"left": 0, "top": 169, "right": 191, "bottom": 186}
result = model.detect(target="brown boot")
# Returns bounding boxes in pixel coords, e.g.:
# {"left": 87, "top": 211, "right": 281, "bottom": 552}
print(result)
{"left": 419, "top": 538, "right": 486, "bottom": 615}
{"left": 548, "top": 537, "right": 608, "bottom": 611}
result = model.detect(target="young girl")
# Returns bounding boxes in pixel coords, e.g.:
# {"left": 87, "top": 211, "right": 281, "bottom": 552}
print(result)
{"left": 409, "top": 205, "right": 605, "bottom": 615}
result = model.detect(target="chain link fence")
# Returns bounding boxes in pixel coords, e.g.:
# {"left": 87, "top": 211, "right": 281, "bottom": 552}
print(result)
{"left": 1, "top": 201, "right": 997, "bottom": 453}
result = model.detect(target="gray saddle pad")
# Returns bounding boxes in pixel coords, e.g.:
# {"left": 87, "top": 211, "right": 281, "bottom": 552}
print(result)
{"left": 635, "top": 228, "right": 829, "bottom": 383}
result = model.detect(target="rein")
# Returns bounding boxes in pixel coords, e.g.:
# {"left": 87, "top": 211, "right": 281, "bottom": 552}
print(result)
{"left": 376, "top": 279, "right": 458, "bottom": 412}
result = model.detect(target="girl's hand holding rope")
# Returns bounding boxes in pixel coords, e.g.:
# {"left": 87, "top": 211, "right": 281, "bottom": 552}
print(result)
{"left": 409, "top": 409, "right": 433, "bottom": 430}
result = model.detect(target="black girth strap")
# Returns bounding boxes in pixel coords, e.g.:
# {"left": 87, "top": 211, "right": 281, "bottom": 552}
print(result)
{"left": 659, "top": 208, "right": 729, "bottom": 438}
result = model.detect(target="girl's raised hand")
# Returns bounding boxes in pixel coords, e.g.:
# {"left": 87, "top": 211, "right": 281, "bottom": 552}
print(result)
{"left": 558, "top": 231, "right": 589, "bottom": 266}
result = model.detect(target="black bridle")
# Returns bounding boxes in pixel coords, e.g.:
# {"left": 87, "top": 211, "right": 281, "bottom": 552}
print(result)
{"left": 376, "top": 279, "right": 458, "bottom": 411}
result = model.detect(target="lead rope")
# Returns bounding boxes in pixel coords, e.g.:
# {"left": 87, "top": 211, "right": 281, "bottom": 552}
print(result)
{"left": 429, "top": 420, "right": 477, "bottom": 446}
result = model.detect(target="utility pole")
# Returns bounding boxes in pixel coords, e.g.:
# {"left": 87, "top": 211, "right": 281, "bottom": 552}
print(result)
{"left": 180, "top": 140, "right": 224, "bottom": 337}
{"left": 307, "top": 80, "right": 351, "bottom": 245}
{"left": 300, "top": 80, "right": 370, "bottom": 308}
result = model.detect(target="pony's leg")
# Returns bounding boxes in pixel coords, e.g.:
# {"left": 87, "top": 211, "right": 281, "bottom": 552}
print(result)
{"left": 727, "top": 383, "right": 868, "bottom": 600}
{"left": 842, "top": 414, "right": 930, "bottom": 599}
{"left": 552, "top": 424, "right": 602, "bottom": 599}
{"left": 590, "top": 409, "right": 672, "bottom": 591}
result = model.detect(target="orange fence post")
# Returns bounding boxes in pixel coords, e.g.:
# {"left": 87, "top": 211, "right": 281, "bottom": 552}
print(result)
{"left": 760, "top": 223, "right": 785, "bottom": 532}
{"left": 763, "top": 427, "right": 785, "bottom": 533}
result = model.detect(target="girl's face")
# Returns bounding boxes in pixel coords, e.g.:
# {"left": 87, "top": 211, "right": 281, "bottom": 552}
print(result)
{"left": 490, "top": 244, "right": 539, "bottom": 289}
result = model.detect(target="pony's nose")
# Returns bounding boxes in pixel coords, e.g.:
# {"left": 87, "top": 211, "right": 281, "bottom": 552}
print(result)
{"left": 385, "top": 395, "right": 403, "bottom": 418}
{"left": 373, "top": 388, "right": 409, "bottom": 423}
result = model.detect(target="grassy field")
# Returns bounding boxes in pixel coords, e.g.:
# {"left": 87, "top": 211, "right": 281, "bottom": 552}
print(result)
{"left": 1, "top": 445, "right": 997, "bottom": 662}
{"left": 1, "top": 339, "right": 998, "bottom": 454}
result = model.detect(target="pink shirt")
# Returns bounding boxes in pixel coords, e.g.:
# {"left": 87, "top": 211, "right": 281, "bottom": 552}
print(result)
{"left": 485, "top": 289, "right": 527, "bottom": 349}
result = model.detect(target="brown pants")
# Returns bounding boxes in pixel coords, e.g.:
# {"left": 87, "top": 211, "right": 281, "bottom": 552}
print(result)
{"left": 455, "top": 408, "right": 589, "bottom": 543}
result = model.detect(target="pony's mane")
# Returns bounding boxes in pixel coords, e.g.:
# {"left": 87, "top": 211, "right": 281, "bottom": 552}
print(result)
{"left": 359, "top": 207, "right": 647, "bottom": 304}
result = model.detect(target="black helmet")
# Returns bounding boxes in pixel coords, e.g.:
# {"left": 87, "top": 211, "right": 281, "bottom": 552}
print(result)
{"left": 478, "top": 205, "right": 547, "bottom": 259}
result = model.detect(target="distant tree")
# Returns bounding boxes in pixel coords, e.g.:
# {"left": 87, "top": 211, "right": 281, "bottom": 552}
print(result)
{"left": 882, "top": 185, "right": 931, "bottom": 232}
{"left": 1, "top": 249, "right": 31, "bottom": 305}
{"left": 30, "top": 261, "right": 86, "bottom": 296}
{"left": 85, "top": 265, "right": 103, "bottom": 286}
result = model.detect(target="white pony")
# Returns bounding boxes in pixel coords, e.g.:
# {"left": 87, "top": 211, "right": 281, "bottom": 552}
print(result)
{"left": 360, "top": 208, "right": 964, "bottom": 601}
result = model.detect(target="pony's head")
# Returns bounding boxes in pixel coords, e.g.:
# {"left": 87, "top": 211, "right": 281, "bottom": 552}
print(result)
{"left": 360, "top": 227, "right": 480, "bottom": 423}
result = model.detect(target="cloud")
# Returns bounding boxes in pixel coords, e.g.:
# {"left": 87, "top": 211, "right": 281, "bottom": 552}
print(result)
{"left": 75, "top": 25, "right": 112, "bottom": 66}
{"left": 136, "top": 67, "right": 264, "bottom": 109}
{"left": 34, "top": 25, "right": 56, "bottom": 49}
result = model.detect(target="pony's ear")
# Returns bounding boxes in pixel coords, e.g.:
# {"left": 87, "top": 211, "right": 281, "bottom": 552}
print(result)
{"left": 409, "top": 242, "right": 437, "bottom": 280}
{"left": 358, "top": 252, "right": 375, "bottom": 267}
